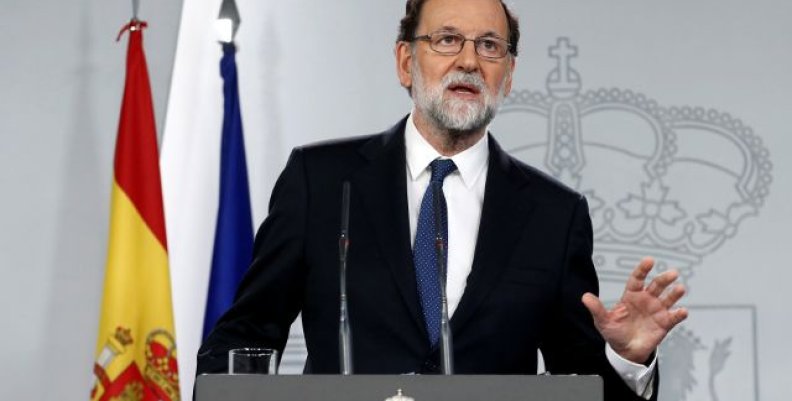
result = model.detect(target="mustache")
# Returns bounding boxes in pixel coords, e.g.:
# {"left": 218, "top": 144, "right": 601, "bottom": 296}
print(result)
{"left": 441, "top": 72, "right": 486, "bottom": 92}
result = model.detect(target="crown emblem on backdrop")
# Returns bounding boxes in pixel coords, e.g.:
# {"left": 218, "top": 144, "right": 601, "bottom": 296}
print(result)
{"left": 500, "top": 38, "right": 773, "bottom": 292}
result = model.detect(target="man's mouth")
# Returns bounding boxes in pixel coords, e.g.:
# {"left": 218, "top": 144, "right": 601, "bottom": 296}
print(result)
{"left": 447, "top": 83, "right": 481, "bottom": 96}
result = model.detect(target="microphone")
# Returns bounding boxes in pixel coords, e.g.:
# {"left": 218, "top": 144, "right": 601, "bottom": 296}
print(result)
{"left": 338, "top": 181, "right": 353, "bottom": 375}
{"left": 431, "top": 182, "right": 454, "bottom": 375}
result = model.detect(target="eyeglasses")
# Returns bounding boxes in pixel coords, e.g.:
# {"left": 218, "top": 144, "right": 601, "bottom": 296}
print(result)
{"left": 411, "top": 31, "right": 511, "bottom": 59}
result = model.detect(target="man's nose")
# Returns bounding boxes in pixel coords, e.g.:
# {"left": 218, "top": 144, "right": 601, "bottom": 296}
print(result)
{"left": 454, "top": 40, "right": 480, "bottom": 72}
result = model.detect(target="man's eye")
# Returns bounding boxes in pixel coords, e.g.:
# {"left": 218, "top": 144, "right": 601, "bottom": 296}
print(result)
{"left": 437, "top": 35, "right": 460, "bottom": 46}
{"left": 480, "top": 39, "right": 498, "bottom": 50}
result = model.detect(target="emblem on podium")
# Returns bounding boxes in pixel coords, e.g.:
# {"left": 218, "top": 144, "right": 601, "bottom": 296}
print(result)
{"left": 385, "top": 389, "right": 415, "bottom": 401}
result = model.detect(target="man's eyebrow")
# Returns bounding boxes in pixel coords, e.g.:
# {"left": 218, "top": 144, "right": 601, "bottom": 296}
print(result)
{"left": 433, "top": 26, "right": 461, "bottom": 33}
{"left": 479, "top": 30, "right": 507, "bottom": 39}
{"left": 429, "top": 27, "right": 507, "bottom": 40}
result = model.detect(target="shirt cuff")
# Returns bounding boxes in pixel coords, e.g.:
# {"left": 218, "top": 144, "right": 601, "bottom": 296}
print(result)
{"left": 605, "top": 344, "right": 657, "bottom": 400}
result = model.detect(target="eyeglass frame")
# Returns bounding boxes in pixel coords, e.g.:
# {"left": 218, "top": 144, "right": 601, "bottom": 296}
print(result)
{"left": 410, "top": 31, "right": 513, "bottom": 60}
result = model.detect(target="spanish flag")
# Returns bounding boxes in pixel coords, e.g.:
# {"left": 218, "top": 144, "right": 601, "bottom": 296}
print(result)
{"left": 91, "top": 20, "right": 180, "bottom": 401}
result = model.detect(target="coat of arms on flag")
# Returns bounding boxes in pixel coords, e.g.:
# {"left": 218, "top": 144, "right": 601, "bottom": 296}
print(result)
{"left": 92, "top": 327, "right": 179, "bottom": 401}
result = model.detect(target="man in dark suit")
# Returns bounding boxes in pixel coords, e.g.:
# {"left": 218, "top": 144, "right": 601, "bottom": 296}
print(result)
{"left": 198, "top": 0, "right": 688, "bottom": 400}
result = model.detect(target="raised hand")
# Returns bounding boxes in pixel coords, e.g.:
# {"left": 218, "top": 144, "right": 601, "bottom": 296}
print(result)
{"left": 581, "top": 257, "right": 688, "bottom": 364}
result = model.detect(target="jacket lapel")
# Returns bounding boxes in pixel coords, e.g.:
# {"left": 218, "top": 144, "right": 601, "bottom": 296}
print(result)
{"left": 351, "top": 118, "right": 428, "bottom": 338}
{"left": 451, "top": 135, "right": 535, "bottom": 334}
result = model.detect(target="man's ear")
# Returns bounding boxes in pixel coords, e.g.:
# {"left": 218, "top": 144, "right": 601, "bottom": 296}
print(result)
{"left": 395, "top": 41, "right": 413, "bottom": 90}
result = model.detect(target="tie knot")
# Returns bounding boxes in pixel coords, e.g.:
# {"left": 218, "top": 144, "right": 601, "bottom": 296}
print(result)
{"left": 430, "top": 159, "right": 457, "bottom": 183}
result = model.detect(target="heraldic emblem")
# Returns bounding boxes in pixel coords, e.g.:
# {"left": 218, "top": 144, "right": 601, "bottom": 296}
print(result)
{"left": 91, "top": 326, "right": 180, "bottom": 401}
{"left": 497, "top": 37, "right": 771, "bottom": 401}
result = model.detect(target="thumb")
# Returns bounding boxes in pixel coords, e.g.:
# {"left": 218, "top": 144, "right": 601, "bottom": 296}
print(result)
{"left": 581, "top": 292, "right": 608, "bottom": 327}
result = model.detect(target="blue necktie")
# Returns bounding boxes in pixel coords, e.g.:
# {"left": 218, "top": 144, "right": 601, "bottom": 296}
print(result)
{"left": 414, "top": 158, "right": 457, "bottom": 346}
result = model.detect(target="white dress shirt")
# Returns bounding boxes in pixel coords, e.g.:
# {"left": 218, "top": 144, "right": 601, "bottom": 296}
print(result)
{"left": 403, "top": 113, "right": 655, "bottom": 398}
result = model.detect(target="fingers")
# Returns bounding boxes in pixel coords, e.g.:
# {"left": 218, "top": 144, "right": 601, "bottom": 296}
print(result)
{"left": 581, "top": 292, "right": 608, "bottom": 327}
{"left": 645, "top": 269, "right": 680, "bottom": 297}
{"left": 660, "top": 283, "right": 686, "bottom": 308}
{"left": 669, "top": 307, "right": 689, "bottom": 327}
{"left": 624, "top": 257, "right": 655, "bottom": 292}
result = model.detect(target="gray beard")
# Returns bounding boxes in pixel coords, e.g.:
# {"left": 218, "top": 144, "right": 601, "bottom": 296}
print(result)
{"left": 412, "top": 66, "right": 505, "bottom": 136}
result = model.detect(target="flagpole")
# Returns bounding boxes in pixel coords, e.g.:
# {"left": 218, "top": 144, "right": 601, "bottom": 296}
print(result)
{"left": 217, "top": 0, "right": 241, "bottom": 44}
{"left": 132, "top": 0, "right": 140, "bottom": 21}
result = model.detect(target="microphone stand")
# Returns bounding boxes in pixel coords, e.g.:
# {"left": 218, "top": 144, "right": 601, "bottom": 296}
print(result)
{"left": 338, "top": 182, "right": 353, "bottom": 375}
{"left": 432, "top": 183, "right": 454, "bottom": 375}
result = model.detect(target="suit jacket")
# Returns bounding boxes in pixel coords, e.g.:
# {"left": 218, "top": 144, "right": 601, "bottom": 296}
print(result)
{"left": 198, "top": 117, "right": 657, "bottom": 400}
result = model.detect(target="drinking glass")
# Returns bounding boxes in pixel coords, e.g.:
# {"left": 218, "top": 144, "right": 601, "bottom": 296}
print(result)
{"left": 228, "top": 348, "right": 279, "bottom": 374}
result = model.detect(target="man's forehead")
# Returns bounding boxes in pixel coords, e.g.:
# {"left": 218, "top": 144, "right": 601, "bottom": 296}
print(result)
{"left": 416, "top": 0, "right": 509, "bottom": 37}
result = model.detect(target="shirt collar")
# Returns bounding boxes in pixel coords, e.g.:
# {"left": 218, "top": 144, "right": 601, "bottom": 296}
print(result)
{"left": 405, "top": 111, "right": 489, "bottom": 189}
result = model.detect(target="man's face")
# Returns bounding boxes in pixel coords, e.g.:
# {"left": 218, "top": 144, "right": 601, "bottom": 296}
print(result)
{"left": 397, "top": 0, "right": 515, "bottom": 133}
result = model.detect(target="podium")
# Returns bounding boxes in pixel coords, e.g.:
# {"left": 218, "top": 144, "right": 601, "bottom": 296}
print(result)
{"left": 195, "top": 374, "right": 602, "bottom": 401}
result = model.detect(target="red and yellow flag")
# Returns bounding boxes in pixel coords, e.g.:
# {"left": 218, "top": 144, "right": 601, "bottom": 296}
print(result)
{"left": 91, "top": 20, "right": 180, "bottom": 401}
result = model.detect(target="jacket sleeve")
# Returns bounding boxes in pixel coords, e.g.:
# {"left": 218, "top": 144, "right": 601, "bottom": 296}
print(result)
{"left": 539, "top": 195, "right": 659, "bottom": 401}
{"left": 196, "top": 148, "right": 309, "bottom": 374}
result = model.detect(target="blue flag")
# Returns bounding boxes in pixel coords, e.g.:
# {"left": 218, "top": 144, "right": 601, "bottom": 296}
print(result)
{"left": 203, "top": 43, "right": 254, "bottom": 340}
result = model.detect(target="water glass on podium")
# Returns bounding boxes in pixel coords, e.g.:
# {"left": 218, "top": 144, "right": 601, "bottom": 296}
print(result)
{"left": 228, "top": 348, "right": 279, "bottom": 375}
